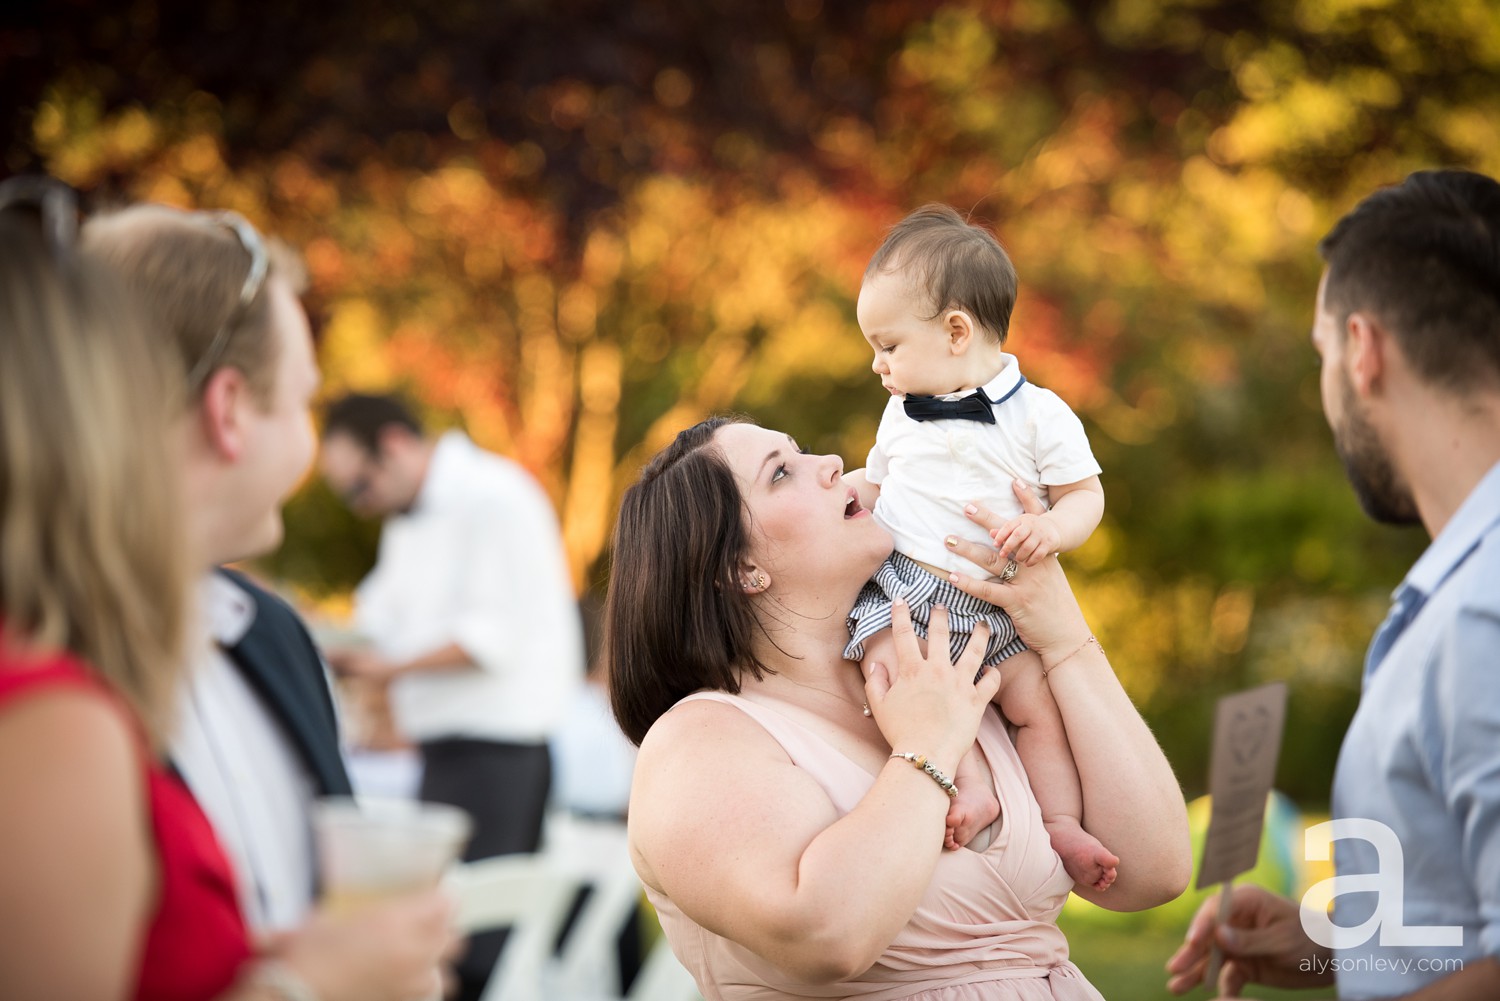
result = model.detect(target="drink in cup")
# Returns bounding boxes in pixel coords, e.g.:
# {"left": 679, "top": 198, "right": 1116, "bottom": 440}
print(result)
{"left": 314, "top": 796, "right": 472, "bottom": 915}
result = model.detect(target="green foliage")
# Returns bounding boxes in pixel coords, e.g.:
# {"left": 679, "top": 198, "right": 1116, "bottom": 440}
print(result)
{"left": 8, "top": 0, "right": 1497, "bottom": 808}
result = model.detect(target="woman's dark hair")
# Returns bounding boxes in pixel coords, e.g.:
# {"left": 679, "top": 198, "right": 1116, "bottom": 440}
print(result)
{"left": 606, "top": 416, "right": 769, "bottom": 745}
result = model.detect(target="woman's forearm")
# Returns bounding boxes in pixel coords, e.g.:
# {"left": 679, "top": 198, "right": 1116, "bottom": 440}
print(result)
{"left": 1044, "top": 640, "right": 1191, "bottom": 909}
{"left": 768, "top": 757, "right": 962, "bottom": 981}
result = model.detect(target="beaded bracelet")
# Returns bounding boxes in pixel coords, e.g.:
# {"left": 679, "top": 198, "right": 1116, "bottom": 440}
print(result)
{"left": 890, "top": 751, "right": 958, "bottom": 798}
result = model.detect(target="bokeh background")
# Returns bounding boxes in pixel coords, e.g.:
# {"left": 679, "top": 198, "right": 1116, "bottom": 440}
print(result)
{"left": 7, "top": 0, "right": 1499, "bottom": 994}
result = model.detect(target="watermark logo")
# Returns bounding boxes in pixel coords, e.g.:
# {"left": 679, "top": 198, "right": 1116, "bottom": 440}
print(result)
{"left": 1299, "top": 954, "right": 1465, "bottom": 977}
{"left": 1299, "top": 818, "right": 1463, "bottom": 950}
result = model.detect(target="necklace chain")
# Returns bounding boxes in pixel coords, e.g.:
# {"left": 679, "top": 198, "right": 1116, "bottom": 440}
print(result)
{"left": 779, "top": 676, "right": 872, "bottom": 718}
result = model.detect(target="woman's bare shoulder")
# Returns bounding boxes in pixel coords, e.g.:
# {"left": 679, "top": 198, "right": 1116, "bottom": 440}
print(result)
{"left": 0, "top": 681, "right": 147, "bottom": 876}
{"left": 630, "top": 693, "right": 812, "bottom": 888}
{"left": 637, "top": 692, "right": 778, "bottom": 756}
{"left": 0, "top": 681, "right": 136, "bottom": 766}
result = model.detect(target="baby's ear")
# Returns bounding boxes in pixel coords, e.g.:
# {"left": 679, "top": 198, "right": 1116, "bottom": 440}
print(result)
{"left": 945, "top": 309, "right": 976, "bottom": 353}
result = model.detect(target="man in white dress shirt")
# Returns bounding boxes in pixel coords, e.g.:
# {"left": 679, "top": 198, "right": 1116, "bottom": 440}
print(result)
{"left": 83, "top": 205, "right": 353, "bottom": 934}
{"left": 319, "top": 392, "right": 585, "bottom": 1001}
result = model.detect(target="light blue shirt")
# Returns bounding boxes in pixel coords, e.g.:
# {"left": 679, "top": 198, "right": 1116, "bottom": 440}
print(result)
{"left": 1331, "top": 460, "right": 1500, "bottom": 998}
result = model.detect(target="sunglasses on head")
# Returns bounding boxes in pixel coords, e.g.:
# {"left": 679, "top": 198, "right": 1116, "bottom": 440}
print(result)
{"left": 0, "top": 180, "right": 273, "bottom": 393}
{"left": 0, "top": 175, "right": 80, "bottom": 257}
{"left": 186, "top": 210, "right": 270, "bottom": 392}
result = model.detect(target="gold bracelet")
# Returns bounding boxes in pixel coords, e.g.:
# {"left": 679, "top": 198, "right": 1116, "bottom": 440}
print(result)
{"left": 1041, "top": 635, "right": 1103, "bottom": 679}
{"left": 890, "top": 751, "right": 958, "bottom": 798}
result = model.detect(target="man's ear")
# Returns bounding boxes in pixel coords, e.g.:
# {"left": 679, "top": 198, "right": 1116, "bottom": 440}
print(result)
{"left": 944, "top": 309, "right": 975, "bottom": 355}
{"left": 198, "top": 367, "right": 250, "bottom": 461}
{"left": 1344, "top": 311, "right": 1388, "bottom": 399}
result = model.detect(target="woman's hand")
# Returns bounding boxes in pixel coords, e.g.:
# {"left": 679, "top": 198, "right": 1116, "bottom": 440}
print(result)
{"left": 260, "top": 888, "right": 458, "bottom": 1001}
{"left": 862, "top": 601, "right": 1003, "bottom": 771}
{"left": 942, "top": 483, "right": 1091, "bottom": 665}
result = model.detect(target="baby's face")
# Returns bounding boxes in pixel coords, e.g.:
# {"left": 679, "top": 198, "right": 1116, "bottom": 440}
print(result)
{"left": 857, "top": 270, "right": 963, "bottom": 397}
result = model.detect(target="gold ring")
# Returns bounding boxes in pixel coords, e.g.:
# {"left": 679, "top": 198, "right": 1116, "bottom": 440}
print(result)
{"left": 1001, "top": 559, "right": 1019, "bottom": 582}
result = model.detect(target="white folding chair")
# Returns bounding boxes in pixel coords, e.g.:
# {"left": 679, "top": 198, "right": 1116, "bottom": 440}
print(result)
{"left": 540, "top": 813, "right": 704, "bottom": 1001}
{"left": 446, "top": 854, "right": 580, "bottom": 1001}
{"left": 544, "top": 815, "right": 643, "bottom": 997}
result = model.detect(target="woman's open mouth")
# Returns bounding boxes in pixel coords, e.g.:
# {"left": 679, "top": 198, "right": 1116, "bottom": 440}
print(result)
{"left": 845, "top": 490, "right": 866, "bottom": 519}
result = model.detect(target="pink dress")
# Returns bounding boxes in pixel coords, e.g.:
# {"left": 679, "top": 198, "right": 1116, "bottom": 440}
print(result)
{"left": 645, "top": 693, "right": 1104, "bottom": 1001}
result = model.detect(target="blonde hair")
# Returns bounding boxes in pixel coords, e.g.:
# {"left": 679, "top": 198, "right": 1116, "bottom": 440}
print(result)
{"left": 82, "top": 204, "right": 306, "bottom": 405}
{"left": 0, "top": 209, "right": 192, "bottom": 749}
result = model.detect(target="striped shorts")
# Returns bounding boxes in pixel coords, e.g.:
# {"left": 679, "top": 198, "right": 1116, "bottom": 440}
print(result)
{"left": 843, "top": 551, "right": 1028, "bottom": 669}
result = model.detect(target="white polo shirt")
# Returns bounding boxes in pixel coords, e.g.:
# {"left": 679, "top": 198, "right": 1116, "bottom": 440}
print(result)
{"left": 867, "top": 353, "right": 1100, "bottom": 578}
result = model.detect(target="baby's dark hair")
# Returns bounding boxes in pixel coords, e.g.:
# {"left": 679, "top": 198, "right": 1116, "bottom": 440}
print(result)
{"left": 865, "top": 204, "right": 1018, "bottom": 344}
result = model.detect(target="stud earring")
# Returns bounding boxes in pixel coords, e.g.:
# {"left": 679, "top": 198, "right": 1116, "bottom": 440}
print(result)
{"left": 754, "top": 573, "right": 766, "bottom": 589}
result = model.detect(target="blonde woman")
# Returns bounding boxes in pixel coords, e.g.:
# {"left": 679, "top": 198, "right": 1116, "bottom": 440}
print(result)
{"left": 0, "top": 177, "right": 454, "bottom": 1001}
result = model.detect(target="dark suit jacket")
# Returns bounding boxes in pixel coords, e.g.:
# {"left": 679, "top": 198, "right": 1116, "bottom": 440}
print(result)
{"left": 216, "top": 567, "right": 353, "bottom": 798}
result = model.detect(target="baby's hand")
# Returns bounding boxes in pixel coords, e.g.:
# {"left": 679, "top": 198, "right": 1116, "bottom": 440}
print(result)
{"left": 991, "top": 513, "right": 1061, "bottom": 567}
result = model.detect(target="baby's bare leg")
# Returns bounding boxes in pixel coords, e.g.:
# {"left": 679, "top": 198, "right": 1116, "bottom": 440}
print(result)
{"left": 997, "top": 650, "right": 1119, "bottom": 890}
{"left": 860, "top": 628, "right": 998, "bottom": 851}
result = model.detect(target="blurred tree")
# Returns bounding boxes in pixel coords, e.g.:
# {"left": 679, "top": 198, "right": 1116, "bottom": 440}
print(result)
{"left": 6, "top": 0, "right": 1496, "bottom": 805}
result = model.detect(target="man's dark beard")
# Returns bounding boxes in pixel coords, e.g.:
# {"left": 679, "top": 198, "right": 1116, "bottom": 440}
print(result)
{"left": 1334, "top": 379, "right": 1420, "bottom": 526}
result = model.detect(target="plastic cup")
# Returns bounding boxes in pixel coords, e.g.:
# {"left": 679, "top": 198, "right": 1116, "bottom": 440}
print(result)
{"left": 314, "top": 796, "right": 472, "bottom": 916}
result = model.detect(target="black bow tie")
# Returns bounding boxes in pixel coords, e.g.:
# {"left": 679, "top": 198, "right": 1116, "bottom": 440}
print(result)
{"left": 903, "top": 389, "right": 997, "bottom": 424}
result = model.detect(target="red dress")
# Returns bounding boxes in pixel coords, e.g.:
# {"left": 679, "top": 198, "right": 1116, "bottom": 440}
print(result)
{"left": 0, "top": 647, "right": 252, "bottom": 1001}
